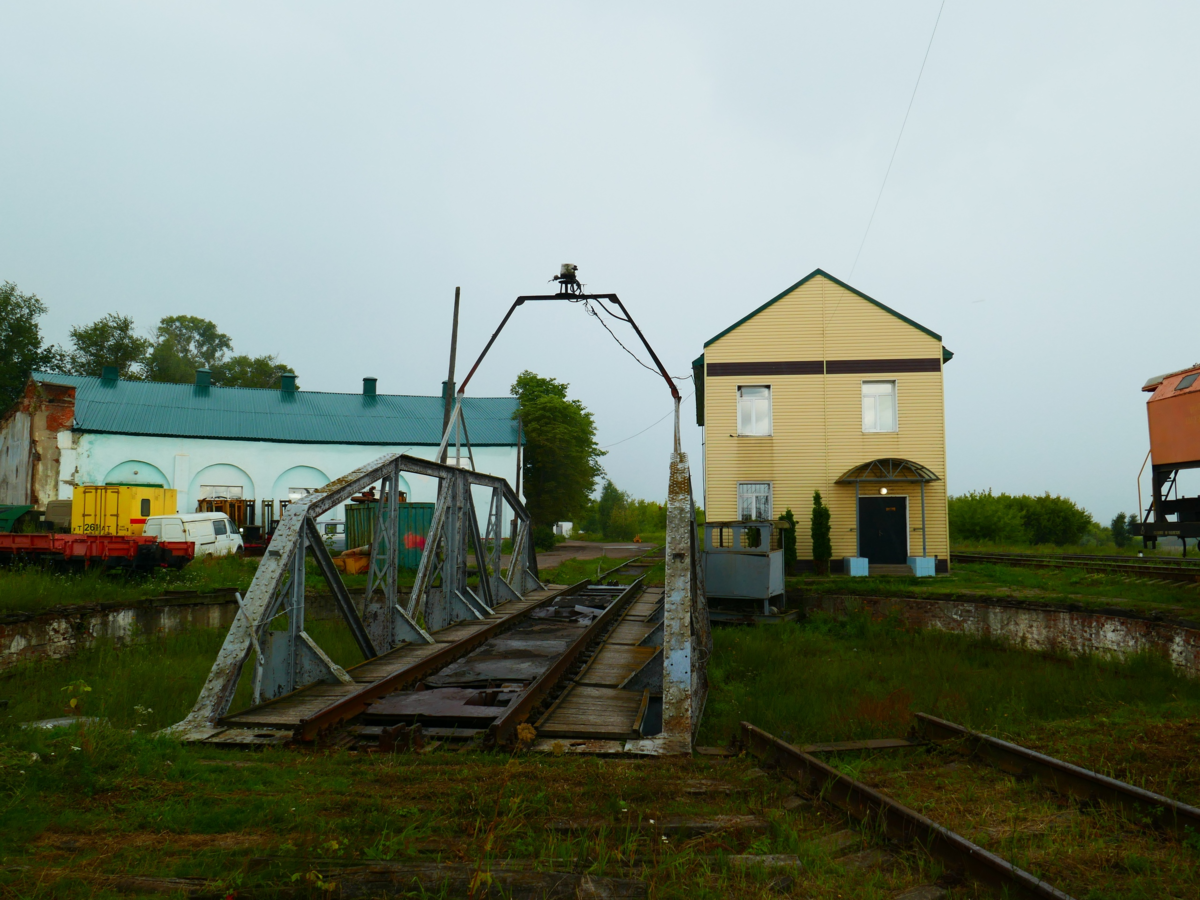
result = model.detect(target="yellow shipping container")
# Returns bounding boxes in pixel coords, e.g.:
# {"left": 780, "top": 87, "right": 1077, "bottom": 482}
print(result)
{"left": 71, "top": 485, "right": 178, "bottom": 536}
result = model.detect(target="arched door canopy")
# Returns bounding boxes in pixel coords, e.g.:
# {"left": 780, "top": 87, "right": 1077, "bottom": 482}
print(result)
{"left": 836, "top": 458, "right": 939, "bottom": 484}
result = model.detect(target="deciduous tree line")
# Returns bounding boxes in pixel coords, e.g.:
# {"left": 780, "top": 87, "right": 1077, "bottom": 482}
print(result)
{"left": 0, "top": 281, "right": 295, "bottom": 410}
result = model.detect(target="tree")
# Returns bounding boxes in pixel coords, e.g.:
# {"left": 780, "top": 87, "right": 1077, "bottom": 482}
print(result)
{"left": 811, "top": 491, "right": 832, "bottom": 574}
{"left": 67, "top": 313, "right": 149, "bottom": 379}
{"left": 948, "top": 490, "right": 1026, "bottom": 543}
{"left": 0, "top": 282, "right": 65, "bottom": 411}
{"left": 596, "top": 479, "right": 625, "bottom": 538}
{"left": 1111, "top": 512, "right": 1130, "bottom": 549}
{"left": 212, "top": 354, "right": 296, "bottom": 389}
{"left": 510, "top": 371, "right": 604, "bottom": 541}
{"left": 948, "top": 490, "right": 1094, "bottom": 546}
{"left": 145, "top": 315, "right": 232, "bottom": 383}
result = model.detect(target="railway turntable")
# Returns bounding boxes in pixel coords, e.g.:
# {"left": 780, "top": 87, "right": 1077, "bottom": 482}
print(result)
{"left": 165, "top": 271, "right": 709, "bottom": 754}
{"left": 166, "top": 451, "right": 701, "bottom": 755}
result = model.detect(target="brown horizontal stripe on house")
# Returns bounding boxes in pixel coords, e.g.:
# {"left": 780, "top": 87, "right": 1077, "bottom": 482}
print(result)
{"left": 706, "top": 358, "right": 941, "bottom": 377}
{"left": 705, "top": 361, "right": 823, "bottom": 377}
{"left": 826, "top": 358, "right": 941, "bottom": 374}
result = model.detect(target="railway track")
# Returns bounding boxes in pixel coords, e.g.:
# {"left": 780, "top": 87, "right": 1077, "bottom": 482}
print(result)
{"left": 193, "top": 549, "right": 663, "bottom": 749}
{"left": 952, "top": 550, "right": 1200, "bottom": 585}
{"left": 741, "top": 714, "right": 1200, "bottom": 898}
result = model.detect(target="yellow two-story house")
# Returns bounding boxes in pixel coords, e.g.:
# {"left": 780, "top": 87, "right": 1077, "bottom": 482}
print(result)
{"left": 693, "top": 269, "right": 951, "bottom": 572}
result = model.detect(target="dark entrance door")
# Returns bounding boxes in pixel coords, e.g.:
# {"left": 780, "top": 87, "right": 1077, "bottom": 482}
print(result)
{"left": 858, "top": 496, "right": 908, "bottom": 564}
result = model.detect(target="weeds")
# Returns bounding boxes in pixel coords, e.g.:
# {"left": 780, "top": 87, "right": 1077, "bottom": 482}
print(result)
{"left": 793, "top": 560, "right": 1200, "bottom": 617}
{"left": 700, "top": 611, "right": 1200, "bottom": 745}
{"left": 0, "top": 618, "right": 364, "bottom": 732}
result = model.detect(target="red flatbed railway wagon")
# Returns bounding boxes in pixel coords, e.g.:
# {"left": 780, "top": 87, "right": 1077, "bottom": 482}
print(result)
{"left": 0, "top": 533, "right": 194, "bottom": 570}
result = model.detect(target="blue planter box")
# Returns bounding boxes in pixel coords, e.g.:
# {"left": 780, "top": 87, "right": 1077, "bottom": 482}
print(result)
{"left": 907, "top": 556, "right": 936, "bottom": 577}
{"left": 843, "top": 557, "right": 869, "bottom": 577}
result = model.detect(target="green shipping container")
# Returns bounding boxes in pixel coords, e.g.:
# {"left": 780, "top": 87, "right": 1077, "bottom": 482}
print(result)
{"left": 344, "top": 502, "right": 435, "bottom": 570}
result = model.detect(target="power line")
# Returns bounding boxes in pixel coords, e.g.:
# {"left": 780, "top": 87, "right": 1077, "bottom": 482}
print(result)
{"left": 849, "top": 0, "right": 947, "bottom": 279}
{"left": 576, "top": 298, "right": 694, "bottom": 382}
{"left": 601, "top": 391, "right": 695, "bottom": 449}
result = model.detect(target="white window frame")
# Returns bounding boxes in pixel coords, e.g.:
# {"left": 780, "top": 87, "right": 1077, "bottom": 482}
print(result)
{"left": 199, "top": 484, "right": 244, "bottom": 500}
{"left": 736, "top": 384, "right": 773, "bottom": 436}
{"left": 861, "top": 379, "right": 899, "bottom": 434}
{"left": 737, "top": 481, "right": 773, "bottom": 521}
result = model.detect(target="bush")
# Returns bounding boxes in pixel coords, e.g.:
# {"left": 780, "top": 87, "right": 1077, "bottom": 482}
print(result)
{"left": 532, "top": 524, "right": 557, "bottom": 551}
{"left": 575, "top": 479, "right": 668, "bottom": 541}
{"left": 949, "top": 490, "right": 1094, "bottom": 546}
{"left": 811, "top": 491, "right": 831, "bottom": 570}
{"left": 1112, "top": 512, "right": 1130, "bottom": 548}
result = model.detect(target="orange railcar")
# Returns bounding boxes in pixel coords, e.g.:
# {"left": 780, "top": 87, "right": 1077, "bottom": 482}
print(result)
{"left": 1139, "top": 364, "right": 1200, "bottom": 547}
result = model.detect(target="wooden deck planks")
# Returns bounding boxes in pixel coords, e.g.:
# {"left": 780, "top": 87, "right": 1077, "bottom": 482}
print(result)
{"left": 577, "top": 644, "right": 658, "bottom": 687}
{"left": 537, "top": 686, "right": 644, "bottom": 740}
{"left": 608, "top": 619, "right": 659, "bottom": 646}
{"left": 222, "top": 684, "right": 363, "bottom": 726}
{"left": 214, "top": 582, "right": 661, "bottom": 742}
{"left": 348, "top": 642, "right": 453, "bottom": 682}
{"left": 214, "top": 589, "right": 564, "bottom": 733}
{"left": 531, "top": 587, "right": 664, "bottom": 741}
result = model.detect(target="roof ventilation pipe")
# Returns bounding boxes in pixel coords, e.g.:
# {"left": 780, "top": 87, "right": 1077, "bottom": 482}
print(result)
{"left": 280, "top": 373, "right": 297, "bottom": 392}
{"left": 363, "top": 377, "right": 377, "bottom": 396}
{"left": 195, "top": 368, "right": 211, "bottom": 387}
{"left": 101, "top": 366, "right": 118, "bottom": 381}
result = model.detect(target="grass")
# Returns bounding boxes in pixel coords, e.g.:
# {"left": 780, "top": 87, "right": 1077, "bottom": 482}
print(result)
{"left": 700, "top": 611, "right": 1200, "bottom": 746}
{"left": 0, "top": 555, "right": 258, "bottom": 615}
{"left": 792, "top": 561, "right": 1200, "bottom": 618}
{"left": 2, "top": 547, "right": 1199, "bottom": 897}
{"left": 0, "top": 726, "right": 955, "bottom": 899}
{"left": 0, "top": 606, "right": 1197, "bottom": 896}
{"left": 841, "top": 710, "right": 1200, "bottom": 898}
{"left": 951, "top": 538, "right": 1186, "bottom": 557}
{"left": 539, "top": 552, "right": 665, "bottom": 587}
{"left": 0, "top": 555, "right": 411, "bottom": 616}
{"left": 0, "top": 618, "right": 366, "bottom": 733}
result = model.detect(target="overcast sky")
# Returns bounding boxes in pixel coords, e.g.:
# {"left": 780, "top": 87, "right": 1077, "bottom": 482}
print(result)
{"left": 3, "top": 2, "right": 1197, "bottom": 522}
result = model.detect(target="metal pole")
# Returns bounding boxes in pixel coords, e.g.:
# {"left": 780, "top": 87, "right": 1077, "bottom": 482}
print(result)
{"left": 441, "top": 286, "right": 460, "bottom": 464}
{"left": 921, "top": 481, "right": 927, "bottom": 558}
{"left": 855, "top": 482, "right": 860, "bottom": 558}
{"left": 514, "top": 416, "right": 522, "bottom": 497}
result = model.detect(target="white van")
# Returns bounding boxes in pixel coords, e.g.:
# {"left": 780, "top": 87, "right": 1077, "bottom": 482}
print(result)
{"left": 143, "top": 512, "right": 244, "bottom": 559}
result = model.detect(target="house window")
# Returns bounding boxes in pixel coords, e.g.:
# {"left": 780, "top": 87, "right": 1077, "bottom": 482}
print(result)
{"left": 738, "top": 482, "right": 772, "bottom": 521}
{"left": 737, "top": 386, "right": 771, "bottom": 436}
{"left": 199, "top": 484, "right": 243, "bottom": 500}
{"left": 288, "top": 487, "right": 316, "bottom": 501}
{"left": 862, "top": 381, "right": 898, "bottom": 433}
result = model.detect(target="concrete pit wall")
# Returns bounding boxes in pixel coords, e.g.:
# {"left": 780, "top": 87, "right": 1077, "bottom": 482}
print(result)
{"left": 0, "top": 591, "right": 379, "bottom": 671}
{"left": 806, "top": 593, "right": 1200, "bottom": 678}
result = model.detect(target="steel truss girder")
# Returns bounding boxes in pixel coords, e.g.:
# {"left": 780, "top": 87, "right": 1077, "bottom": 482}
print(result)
{"left": 660, "top": 449, "right": 711, "bottom": 744}
{"left": 166, "top": 452, "right": 539, "bottom": 736}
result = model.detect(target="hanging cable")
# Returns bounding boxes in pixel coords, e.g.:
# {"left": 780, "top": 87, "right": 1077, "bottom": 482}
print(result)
{"left": 849, "top": 0, "right": 947, "bottom": 279}
{"left": 602, "top": 391, "right": 695, "bottom": 449}
{"left": 575, "top": 298, "right": 694, "bottom": 381}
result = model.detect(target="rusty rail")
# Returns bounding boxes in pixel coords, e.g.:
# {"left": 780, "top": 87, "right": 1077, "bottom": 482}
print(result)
{"left": 739, "top": 722, "right": 1076, "bottom": 900}
{"left": 290, "top": 581, "right": 588, "bottom": 742}
{"left": 487, "top": 577, "right": 645, "bottom": 747}
{"left": 951, "top": 551, "right": 1200, "bottom": 584}
{"left": 959, "top": 550, "right": 1200, "bottom": 568}
{"left": 916, "top": 713, "right": 1200, "bottom": 837}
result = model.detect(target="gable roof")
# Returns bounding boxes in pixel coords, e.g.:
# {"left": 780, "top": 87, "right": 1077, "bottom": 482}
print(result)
{"left": 703, "top": 269, "right": 951, "bottom": 360}
{"left": 29, "top": 372, "right": 521, "bottom": 446}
